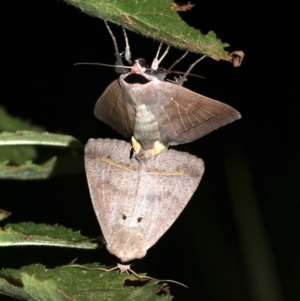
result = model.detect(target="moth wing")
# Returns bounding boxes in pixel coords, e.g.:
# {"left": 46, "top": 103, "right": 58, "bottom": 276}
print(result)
{"left": 140, "top": 148, "right": 204, "bottom": 249}
{"left": 152, "top": 81, "right": 241, "bottom": 145}
{"left": 94, "top": 80, "right": 135, "bottom": 139}
{"left": 84, "top": 138, "right": 137, "bottom": 250}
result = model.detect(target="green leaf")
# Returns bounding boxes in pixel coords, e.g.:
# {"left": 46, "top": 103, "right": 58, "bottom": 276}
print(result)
{"left": 22, "top": 274, "right": 72, "bottom": 301}
{"left": 0, "top": 106, "right": 44, "bottom": 133}
{"left": 0, "top": 156, "right": 84, "bottom": 180}
{"left": 0, "top": 222, "right": 97, "bottom": 249}
{"left": 0, "top": 145, "right": 37, "bottom": 166}
{"left": 63, "top": 0, "right": 244, "bottom": 64}
{"left": 0, "top": 131, "right": 84, "bottom": 179}
{"left": 0, "top": 107, "right": 47, "bottom": 166}
{"left": 0, "top": 131, "right": 83, "bottom": 148}
{"left": 0, "top": 264, "right": 173, "bottom": 300}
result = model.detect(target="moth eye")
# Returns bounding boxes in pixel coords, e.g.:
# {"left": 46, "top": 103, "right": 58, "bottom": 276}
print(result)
{"left": 122, "top": 214, "right": 127, "bottom": 220}
{"left": 137, "top": 217, "right": 142, "bottom": 223}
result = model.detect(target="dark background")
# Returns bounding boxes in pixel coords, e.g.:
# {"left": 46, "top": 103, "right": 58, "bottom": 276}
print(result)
{"left": 1, "top": 1, "right": 298, "bottom": 300}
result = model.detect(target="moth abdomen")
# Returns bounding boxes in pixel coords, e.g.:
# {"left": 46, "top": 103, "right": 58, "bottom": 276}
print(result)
{"left": 134, "top": 104, "right": 161, "bottom": 150}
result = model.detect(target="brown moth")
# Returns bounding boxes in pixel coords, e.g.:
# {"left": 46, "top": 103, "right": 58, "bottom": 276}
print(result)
{"left": 85, "top": 138, "right": 204, "bottom": 263}
{"left": 95, "top": 60, "right": 241, "bottom": 157}
{"left": 94, "top": 23, "right": 241, "bottom": 157}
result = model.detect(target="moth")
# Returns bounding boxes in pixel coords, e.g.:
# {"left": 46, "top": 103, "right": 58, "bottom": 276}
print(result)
{"left": 85, "top": 138, "right": 204, "bottom": 263}
{"left": 94, "top": 22, "right": 241, "bottom": 157}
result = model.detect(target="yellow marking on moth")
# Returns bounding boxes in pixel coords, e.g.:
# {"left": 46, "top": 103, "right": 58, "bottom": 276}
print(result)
{"left": 132, "top": 137, "right": 165, "bottom": 156}
{"left": 148, "top": 170, "right": 189, "bottom": 177}
{"left": 97, "top": 157, "right": 134, "bottom": 172}
{"left": 152, "top": 141, "right": 165, "bottom": 155}
{"left": 131, "top": 136, "right": 141, "bottom": 154}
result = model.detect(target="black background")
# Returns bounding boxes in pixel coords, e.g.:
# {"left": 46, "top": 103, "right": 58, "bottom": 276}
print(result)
{"left": 1, "top": 1, "right": 298, "bottom": 300}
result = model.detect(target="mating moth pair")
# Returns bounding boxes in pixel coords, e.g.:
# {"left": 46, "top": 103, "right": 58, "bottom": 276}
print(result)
{"left": 85, "top": 22, "right": 241, "bottom": 263}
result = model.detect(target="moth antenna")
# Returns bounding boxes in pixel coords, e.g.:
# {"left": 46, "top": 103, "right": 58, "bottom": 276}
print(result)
{"left": 74, "top": 62, "right": 205, "bottom": 80}
{"left": 176, "top": 55, "right": 207, "bottom": 86}
{"left": 167, "top": 51, "right": 188, "bottom": 72}
{"left": 127, "top": 267, "right": 188, "bottom": 288}
{"left": 74, "top": 62, "right": 132, "bottom": 70}
{"left": 122, "top": 27, "right": 132, "bottom": 64}
{"left": 151, "top": 42, "right": 170, "bottom": 70}
{"left": 104, "top": 21, "right": 128, "bottom": 74}
{"left": 167, "top": 75, "right": 188, "bottom": 85}
{"left": 63, "top": 263, "right": 188, "bottom": 288}
{"left": 151, "top": 68, "right": 205, "bottom": 80}
{"left": 62, "top": 263, "right": 119, "bottom": 273}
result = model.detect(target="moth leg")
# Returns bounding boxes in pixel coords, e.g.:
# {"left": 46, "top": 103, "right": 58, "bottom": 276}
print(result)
{"left": 151, "top": 42, "right": 170, "bottom": 70}
{"left": 118, "top": 264, "right": 188, "bottom": 288}
{"left": 150, "top": 45, "right": 188, "bottom": 82}
{"left": 122, "top": 27, "right": 132, "bottom": 64}
{"left": 167, "top": 51, "right": 188, "bottom": 72}
{"left": 176, "top": 55, "right": 206, "bottom": 86}
{"left": 104, "top": 21, "right": 128, "bottom": 74}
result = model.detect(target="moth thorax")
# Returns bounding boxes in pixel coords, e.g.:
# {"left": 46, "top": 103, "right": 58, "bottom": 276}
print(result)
{"left": 134, "top": 104, "right": 161, "bottom": 150}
